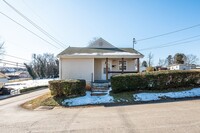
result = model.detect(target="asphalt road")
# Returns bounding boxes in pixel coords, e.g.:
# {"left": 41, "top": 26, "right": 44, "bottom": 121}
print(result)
{"left": 1, "top": 89, "right": 200, "bottom": 133}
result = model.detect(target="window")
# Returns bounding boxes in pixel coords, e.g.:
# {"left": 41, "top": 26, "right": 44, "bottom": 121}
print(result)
{"left": 119, "top": 61, "right": 126, "bottom": 70}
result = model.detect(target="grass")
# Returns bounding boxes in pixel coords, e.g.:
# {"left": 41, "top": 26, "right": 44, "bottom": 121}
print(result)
{"left": 8, "top": 78, "right": 32, "bottom": 83}
{"left": 110, "top": 87, "right": 195, "bottom": 103}
{"left": 21, "top": 87, "right": 197, "bottom": 109}
{"left": 20, "top": 85, "right": 48, "bottom": 93}
{"left": 110, "top": 91, "right": 134, "bottom": 102}
{"left": 21, "top": 92, "right": 63, "bottom": 110}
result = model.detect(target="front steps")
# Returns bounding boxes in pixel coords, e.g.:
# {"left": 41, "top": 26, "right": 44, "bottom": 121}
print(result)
{"left": 91, "top": 83, "right": 110, "bottom": 96}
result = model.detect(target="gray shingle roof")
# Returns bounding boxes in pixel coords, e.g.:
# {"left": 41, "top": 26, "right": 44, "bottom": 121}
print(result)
{"left": 58, "top": 47, "right": 143, "bottom": 56}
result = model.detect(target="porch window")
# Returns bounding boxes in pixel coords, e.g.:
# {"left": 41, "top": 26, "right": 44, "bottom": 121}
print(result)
{"left": 119, "top": 61, "right": 126, "bottom": 70}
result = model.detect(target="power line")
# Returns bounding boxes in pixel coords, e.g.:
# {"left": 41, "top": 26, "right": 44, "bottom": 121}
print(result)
{"left": 137, "top": 23, "right": 200, "bottom": 42}
{"left": 0, "top": 62, "right": 25, "bottom": 67}
{"left": 3, "top": 0, "right": 67, "bottom": 48}
{"left": 22, "top": 0, "right": 66, "bottom": 45}
{"left": 2, "top": 53, "right": 30, "bottom": 61}
{"left": 138, "top": 34, "right": 200, "bottom": 51}
{"left": 0, "top": 11, "right": 59, "bottom": 49}
{"left": 138, "top": 38, "right": 200, "bottom": 51}
{"left": 0, "top": 59, "right": 24, "bottom": 65}
{"left": 0, "top": 60, "right": 25, "bottom": 67}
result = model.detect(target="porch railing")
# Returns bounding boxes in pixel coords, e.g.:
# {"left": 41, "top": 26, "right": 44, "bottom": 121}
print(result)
{"left": 108, "top": 71, "right": 138, "bottom": 73}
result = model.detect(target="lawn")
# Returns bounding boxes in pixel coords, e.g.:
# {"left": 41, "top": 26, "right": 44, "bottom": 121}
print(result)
{"left": 21, "top": 92, "right": 62, "bottom": 110}
{"left": 21, "top": 87, "right": 200, "bottom": 109}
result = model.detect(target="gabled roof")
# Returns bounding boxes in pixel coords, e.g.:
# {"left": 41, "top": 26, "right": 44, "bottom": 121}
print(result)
{"left": 88, "top": 38, "right": 116, "bottom": 48}
{"left": 58, "top": 38, "right": 144, "bottom": 58}
{"left": 58, "top": 47, "right": 141, "bottom": 55}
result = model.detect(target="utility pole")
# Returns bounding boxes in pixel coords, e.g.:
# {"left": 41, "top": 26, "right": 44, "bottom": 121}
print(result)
{"left": 133, "top": 38, "right": 136, "bottom": 49}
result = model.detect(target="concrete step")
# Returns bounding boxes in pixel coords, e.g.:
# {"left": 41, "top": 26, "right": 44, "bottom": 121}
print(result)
{"left": 91, "top": 91, "right": 108, "bottom": 96}
{"left": 91, "top": 82, "right": 110, "bottom": 96}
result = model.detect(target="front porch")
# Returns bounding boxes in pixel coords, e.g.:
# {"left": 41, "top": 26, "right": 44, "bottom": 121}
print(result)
{"left": 93, "top": 58, "right": 140, "bottom": 81}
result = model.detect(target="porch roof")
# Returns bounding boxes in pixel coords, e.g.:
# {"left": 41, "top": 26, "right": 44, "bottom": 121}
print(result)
{"left": 58, "top": 47, "right": 144, "bottom": 58}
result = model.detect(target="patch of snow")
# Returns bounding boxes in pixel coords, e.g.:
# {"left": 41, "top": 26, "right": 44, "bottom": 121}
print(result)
{"left": 4, "top": 78, "right": 55, "bottom": 90}
{"left": 62, "top": 89, "right": 114, "bottom": 106}
{"left": 133, "top": 88, "right": 200, "bottom": 101}
{"left": 70, "top": 52, "right": 139, "bottom": 56}
{"left": 72, "top": 53, "right": 99, "bottom": 56}
{"left": 103, "top": 52, "right": 138, "bottom": 56}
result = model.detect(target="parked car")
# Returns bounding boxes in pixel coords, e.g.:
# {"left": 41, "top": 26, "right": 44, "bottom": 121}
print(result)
{"left": 0, "top": 87, "right": 14, "bottom": 95}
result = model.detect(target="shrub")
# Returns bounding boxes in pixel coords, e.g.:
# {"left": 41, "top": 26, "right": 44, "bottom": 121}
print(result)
{"left": 146, "top": 67, "right": 154, "bottom": 72}
{"left": 111, "top": 70, "right": 200, "bottom": 93}
{"left": 85, "top": 83, "right": 92, "bottom": 91}
{"left": 49, "top": 79, "right": 86, "bottom": 97}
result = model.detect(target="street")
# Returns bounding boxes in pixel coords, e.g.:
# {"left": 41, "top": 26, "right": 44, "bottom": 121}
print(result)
{"left": 0, "top": 89, "right": 200, "bottom": 133}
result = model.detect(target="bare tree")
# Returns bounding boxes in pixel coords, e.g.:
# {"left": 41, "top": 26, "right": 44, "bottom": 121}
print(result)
{"left": 25, "top": 53, "right": 59, "bottom": 79}
{"left": 147, "top": 52, "right": 154, "bottom": 67}
{"left": 158, "top": 58, "right": 166, "bottom": 67}
{"left": 185, "top": 54, "right": 199, "bottom": 65}
{"left": 166, "top": 55, "right": 173, "bottom": 66}
{"left": 88, "top": 37, "right": 100, "bottom": 46}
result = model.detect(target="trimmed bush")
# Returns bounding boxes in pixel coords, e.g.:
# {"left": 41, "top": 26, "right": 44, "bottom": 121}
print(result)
{"left": 111, "top": 70, "right": 200, "bottom": 93}
{"left": 49, "top": 79, "right": 86, "bottom": 97}
{"left": 146, "top": 67, "right": 154, "bottom": 72}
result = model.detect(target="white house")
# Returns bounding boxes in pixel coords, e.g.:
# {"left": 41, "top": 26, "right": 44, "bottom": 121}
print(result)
{"left": 169, "top": 64, "right": 191, "bottom": 70}
{"left": 58, "top": 38, "right": 144, "bottom": 82}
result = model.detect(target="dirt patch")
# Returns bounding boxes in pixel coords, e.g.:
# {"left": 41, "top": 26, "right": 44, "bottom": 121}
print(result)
{"left": 21, "top": 92, "right": 61, "bottom": 110}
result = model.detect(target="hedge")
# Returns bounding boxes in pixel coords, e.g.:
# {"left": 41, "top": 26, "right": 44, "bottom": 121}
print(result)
{"left": 49, "top": 79, "right": 86, "bottom": 97}
{"left": 111, "top": 70, "right": 200, "bottom": 93}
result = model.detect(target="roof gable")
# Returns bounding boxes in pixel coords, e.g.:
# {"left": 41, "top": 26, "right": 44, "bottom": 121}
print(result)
{"left": 88, "top": 38, "right": 116, "bottom": 48}
{"left": 58, "top": 37, "right": 144, "bottom": 58}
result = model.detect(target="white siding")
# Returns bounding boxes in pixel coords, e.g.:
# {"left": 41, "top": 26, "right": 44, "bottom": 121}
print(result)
{"left": 170, "top": 64, "right": 191, "bottom": 70}
{"left": 126, "top": 59, "right": 136, "bottom": 71}
{"left": 60, "top": 58, "right": 94, "bottom": 82}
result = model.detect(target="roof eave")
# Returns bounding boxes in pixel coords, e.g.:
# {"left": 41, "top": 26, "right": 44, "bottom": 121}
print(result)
{"left": 58, "top": 54, "right": 144, "bottom": 59}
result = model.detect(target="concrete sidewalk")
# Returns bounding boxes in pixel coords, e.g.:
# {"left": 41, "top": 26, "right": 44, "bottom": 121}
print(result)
{"left": 1, "top": 89, "right": 200, "bottom": 133}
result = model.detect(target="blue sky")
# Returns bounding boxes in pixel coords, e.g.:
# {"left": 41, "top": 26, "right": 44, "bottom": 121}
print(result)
{"left": 0, "top": 0, "right": 200, "bottom": 66}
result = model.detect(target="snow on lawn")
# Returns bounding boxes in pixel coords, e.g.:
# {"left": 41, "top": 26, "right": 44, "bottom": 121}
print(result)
{"left": 133, "top": 88, "right": 200, "bottom": 102}
{"left": 62, "top": 90, "right": 114, "bottom": 106}
{"left": 4, "top": 79, "right": 55, "bottom": 90}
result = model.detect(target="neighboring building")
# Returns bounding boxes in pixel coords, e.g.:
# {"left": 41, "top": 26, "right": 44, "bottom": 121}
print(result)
{"left": 195, "top": 65, "right": 200, "bottom": 69}
{"left": 190, "top": 64, "right": 197, "bottom": 69}
{"left": 169, "top": 64, "right": 191, "bottom": 70}
{"left": 58, "top": 38, "right": 144, "bottom": 82}
{"left": 155, "top": 66, "right": 168, "bottom": 71}
{"left": 5, "top": 71, "right": 31, "bottom": 80}
{"left": 0, "top": 72, "right": 8, "bottom": 88}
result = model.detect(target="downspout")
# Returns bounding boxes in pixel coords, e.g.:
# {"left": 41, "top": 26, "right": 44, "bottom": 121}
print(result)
{"left": 59, "top": 58, "right": 62, "bottom": 79}
{"left": 137, "top": 58, "right": 140, "bottom": 72}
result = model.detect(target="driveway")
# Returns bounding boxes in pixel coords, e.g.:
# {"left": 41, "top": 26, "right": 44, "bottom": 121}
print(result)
{"left": 1, "top": 89, "right": 200, "bottom": 133}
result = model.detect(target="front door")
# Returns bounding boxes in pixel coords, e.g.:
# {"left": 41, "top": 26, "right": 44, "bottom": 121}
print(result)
{"left": 101, "top": 60, "right": 112, "bottom": 80}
